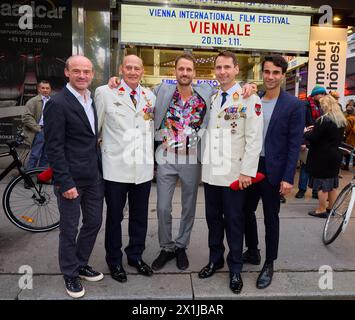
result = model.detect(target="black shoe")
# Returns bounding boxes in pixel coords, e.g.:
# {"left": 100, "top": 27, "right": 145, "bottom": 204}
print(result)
{"left": 308, "top": 210, "right": 328, "bottom": 218}
{"left": 64, "top": 276, "right": 85, "bottom": 298}
{"left": 198, "top": 261, "right": 224, "bottom": 279}
{"left": 79, "top": 265, "right": 104, "bottom": 282}
{"left": 109, "top": 264, "right": 127, "bottom": 283}
{"left": 151, "top": 250, "right": 176, "bottom": 271}
{"left": 256, "top": 262, "right": 274, "bottom": 289}
{"left": 295, "top": 190, "right": 305, "bottom": 199}
{"left": 280, "top": 195, "right": 286, "bottom": 203}
{"left": 242, "top": 249, "right": 261, "bottom": 265}
{"left": 128, "top": 259, "right": 153, "bottom": 276}
{"left": 230, "top": 273, "right": 243, "bottom": 294}
{"left": 175, "top": 247, "right": 189, "bottom": 270}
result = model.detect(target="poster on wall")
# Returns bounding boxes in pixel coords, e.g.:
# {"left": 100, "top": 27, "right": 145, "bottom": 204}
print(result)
{"left": 307, "top": 26, "right": 348, "bottom": 99}
{"left": 121, "top": 4, "right": 311, "bottom": 52}
{"left": 0, "top": 0, "right": 72, "bottom": 144}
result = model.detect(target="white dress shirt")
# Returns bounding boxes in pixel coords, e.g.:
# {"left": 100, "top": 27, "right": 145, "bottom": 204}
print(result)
{"left": 66, "top": 83, "right": 95, "bottom": 134}
{"left": 38, "top": 95, "right": 50, "bottom": 126}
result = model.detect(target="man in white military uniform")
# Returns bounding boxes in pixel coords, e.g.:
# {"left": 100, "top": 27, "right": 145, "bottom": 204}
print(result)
{"left": 198, "top": 51, "right": 263, "bottom": 294}
{"left": 95, "top": 55, "right": 156, "bottom": 283}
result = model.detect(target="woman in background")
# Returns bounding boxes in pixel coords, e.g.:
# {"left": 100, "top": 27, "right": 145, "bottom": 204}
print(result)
{"left": 305, "top": 95, "right": 347, "bottom": 218}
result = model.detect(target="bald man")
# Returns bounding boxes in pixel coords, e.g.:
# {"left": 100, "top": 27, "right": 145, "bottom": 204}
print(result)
{"left": 44, "top": 55, "right": 104, "bottom": 298}
{"left": 95, "top": 55, "right": 156, "bottom": 282}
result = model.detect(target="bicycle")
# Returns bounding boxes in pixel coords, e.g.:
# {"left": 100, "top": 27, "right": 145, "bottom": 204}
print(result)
{"left": 323, "top": 143, "right": 355, "bottom": 245}
{"left": 1, "top": 134, "right": 59, "bottom": 232}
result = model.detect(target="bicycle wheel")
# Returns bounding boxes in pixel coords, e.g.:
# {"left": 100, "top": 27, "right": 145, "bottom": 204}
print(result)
{"left": 2, "top": 168, "right": 60, "bottom": 232}
{"left": 322, "top": 183, "right": 353, "bottom": 245}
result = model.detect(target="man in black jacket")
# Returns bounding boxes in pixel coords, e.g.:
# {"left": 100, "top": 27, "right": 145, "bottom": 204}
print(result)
{"left": 44, "top": 55, "right": 104, "bottom": 298}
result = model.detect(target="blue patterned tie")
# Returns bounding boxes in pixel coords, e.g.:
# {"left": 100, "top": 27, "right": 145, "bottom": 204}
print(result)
{"left": 221, "top": 92, "right": 228, "bottom": 108}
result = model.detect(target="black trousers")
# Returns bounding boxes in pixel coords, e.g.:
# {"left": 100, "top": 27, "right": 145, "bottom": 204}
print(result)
{"left": 56, "top": 180, "right": 104, "bottom": 278}
{"left": 244, "top": 157, "right": 281, "bottom": 263}
{"left": 204, "top": 183, "right": 245, "bottom": 273}
{"left": 105, "top": 180, "right": 151, "bottom": 267}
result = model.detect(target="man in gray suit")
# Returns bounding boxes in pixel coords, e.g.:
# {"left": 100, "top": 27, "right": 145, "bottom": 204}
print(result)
{"left": 152, "top": 54, "right": 212, "bottom": 270}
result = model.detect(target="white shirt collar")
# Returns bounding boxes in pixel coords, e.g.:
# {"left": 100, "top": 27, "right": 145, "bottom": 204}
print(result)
{"left": 121, "top": 79, "right": 141, "bottom": 96}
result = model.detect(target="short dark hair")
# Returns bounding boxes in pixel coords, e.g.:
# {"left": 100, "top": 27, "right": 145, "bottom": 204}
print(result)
{"left": 215, "top": 51, "right": 238, "bottom": 66}
{"left": 38, "top": 80, "right": 51, "bottom": 87}
{"left": 175, "top": 53, "right": 195, "bottom": 68}
{"left": 261, "top": 55, "right": 288, "bottom": 74}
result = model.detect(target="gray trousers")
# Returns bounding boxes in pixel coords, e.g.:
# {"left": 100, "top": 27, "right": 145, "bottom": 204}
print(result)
{"left": 55, "top": 180, "right": 104, "bottom": 278}
{"left": 156, "top": 162, "right": 201, "bottom": 251}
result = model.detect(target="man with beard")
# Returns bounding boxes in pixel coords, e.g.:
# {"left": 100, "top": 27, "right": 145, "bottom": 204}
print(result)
{"left": 152, "top": 54, "right": 211, "bottom": 271}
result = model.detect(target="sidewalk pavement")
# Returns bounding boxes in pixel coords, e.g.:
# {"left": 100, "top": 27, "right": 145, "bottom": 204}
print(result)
{"left": 1, "top": 170, "right": 355, "bottom": 300}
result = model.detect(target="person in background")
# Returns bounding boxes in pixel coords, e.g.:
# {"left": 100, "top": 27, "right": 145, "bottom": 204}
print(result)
{"left": 305, "top": 94, "right": 347, "bottom": 218}
{"left": 250, "top": 82, "right": 258, "bottom": 95}
{"left": 295, "top": 85, "right": 326, "bottom": 199}
{"left": 329, "top": 90, "right": 342, "bottom": 111}
{"left": 342, "top": 103, "right": 355, "bottom": 171}
{"left": 22, "top": 80, "right": 52, "bottom": 169}
{"left": 343, "top": 99, "right": 354, "bottom": 117}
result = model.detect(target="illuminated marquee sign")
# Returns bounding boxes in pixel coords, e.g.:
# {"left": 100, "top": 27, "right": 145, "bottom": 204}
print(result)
{"left": 121, "top": 4, "right": 311, "bottom": 52}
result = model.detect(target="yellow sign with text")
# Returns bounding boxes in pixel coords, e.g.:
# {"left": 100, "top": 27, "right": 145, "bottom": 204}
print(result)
{"left": 121, "top": 4, "right": 311, "bottom": 52}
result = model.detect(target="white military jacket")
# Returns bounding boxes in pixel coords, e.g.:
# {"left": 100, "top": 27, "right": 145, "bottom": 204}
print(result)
{"left": 202, "top": 83, "right": 263, "bottom": 187}
{"left": 95, "top": 84, "right": 156, "bottom": 184}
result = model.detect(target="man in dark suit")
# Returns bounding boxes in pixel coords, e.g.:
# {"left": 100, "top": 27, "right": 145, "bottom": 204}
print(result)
{"left": 44, "top": 55, "right": 104, "bottom": 298}
{"left": 243, "top": 55, "right": 305, "bottom": 289}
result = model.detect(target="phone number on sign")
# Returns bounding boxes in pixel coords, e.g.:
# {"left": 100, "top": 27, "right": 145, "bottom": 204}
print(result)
{"left": 201, "top": 36, "right": 241, "bottom": 46}
{"left": 7, "top": 37, "right": 49, "bottom": 44}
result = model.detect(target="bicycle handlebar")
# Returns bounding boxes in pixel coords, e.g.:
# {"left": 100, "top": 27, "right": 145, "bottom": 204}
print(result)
{"left": 6, "top": 133, "right": 26, "bottom": 148}
{"left": 339, "top": 143, "right": 355, "bottom": 156}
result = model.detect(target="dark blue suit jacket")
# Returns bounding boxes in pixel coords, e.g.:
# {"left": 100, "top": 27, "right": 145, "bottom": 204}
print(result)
{"left": 44, "top": 87, "right": 102, "bottom": 193}
{"left": 262, "top": 89, "right": 305, "bottom": 186}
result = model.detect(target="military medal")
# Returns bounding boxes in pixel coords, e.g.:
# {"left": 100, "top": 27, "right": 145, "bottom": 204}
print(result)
{"left": 144, "top": 113, "right": 151, "bottom": 120}
{"left": 118, "top": 87, "right": 125, "bottom": 95}
{"left": 224, "top": 113, "right": 230, "bottom": 121}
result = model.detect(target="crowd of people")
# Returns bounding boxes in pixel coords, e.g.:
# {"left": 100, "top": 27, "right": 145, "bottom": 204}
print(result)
{"left": 21, "top": 52, "right": 350, "bottom": 298}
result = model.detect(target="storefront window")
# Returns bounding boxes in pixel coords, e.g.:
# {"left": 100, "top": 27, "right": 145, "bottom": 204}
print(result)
{"left": 123, "top": 45, "right": 265, "bottom": 88}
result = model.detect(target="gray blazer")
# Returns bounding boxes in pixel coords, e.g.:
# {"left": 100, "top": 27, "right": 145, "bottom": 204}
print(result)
{"left": 22, "top": 94, "right": 44, "bottom": 145}
{"left": 153, "top": 83, "right": 213, "bottom": 132}
{"left": 152, "top": 82, "right": 213, "bottom": 163}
